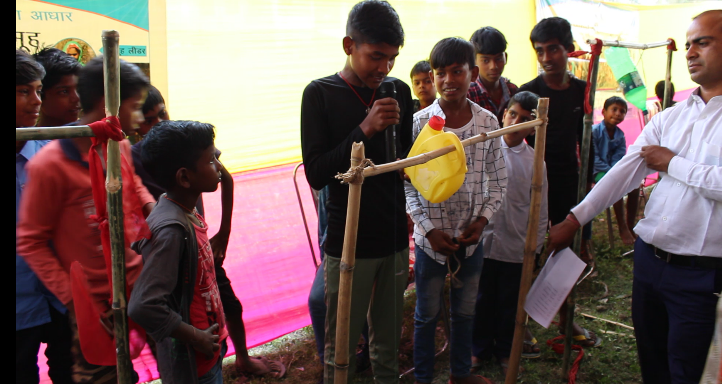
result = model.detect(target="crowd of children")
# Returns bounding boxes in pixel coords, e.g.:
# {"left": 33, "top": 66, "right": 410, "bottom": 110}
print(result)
{"left": 17, "top": 2, "right": 720, "bottom": 384}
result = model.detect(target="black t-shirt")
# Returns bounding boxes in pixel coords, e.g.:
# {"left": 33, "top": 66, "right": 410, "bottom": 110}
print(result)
{"left": 520, "top": 75, "right": 594, "bottom": 179}
{"left": 301, "top": 74, "right": 413, "bottom": 259}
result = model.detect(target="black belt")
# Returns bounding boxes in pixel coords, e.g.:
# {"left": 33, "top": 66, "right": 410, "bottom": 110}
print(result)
{"left": 652, "top": 246, "right": 722, "bottom": 269}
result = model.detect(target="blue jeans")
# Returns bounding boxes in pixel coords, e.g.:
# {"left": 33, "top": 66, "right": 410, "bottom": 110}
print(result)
{"left": 413, "top": 245, "right": 484, "bottom": 383}
{"left": 198, "top": 341, "right": 227, "bottom": 384}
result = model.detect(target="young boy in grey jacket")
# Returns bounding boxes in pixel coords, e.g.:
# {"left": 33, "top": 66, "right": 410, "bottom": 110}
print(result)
{"left": 128, "top": 120, "right": 226, "bottom": 384}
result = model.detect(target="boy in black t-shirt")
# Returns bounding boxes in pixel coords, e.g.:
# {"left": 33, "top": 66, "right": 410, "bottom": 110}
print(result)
{"left": 300, "top": 1, "right": 412, "bottom": 382}
{"left": 519, "top": 16, "right": 599, "bottom": 348}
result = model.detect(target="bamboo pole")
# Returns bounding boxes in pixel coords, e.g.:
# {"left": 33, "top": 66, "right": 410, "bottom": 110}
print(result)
{"left": 15, "top": 125, "right": 94, "bottom": 141}
{"left": 363, "top": 118, "right": 543, "bottom": 178}
{"left": 562, "top": 49, "right": 602, "bottom": 380}
{"left": 102, "top": 30, "right": 133, "bottom": 384}
{"left": 334, "top": 142, "right": 365, "bottom": 384}
{"left": 663, "top": 44, "right": 674, "bottom": 110}
{"left": 586, "top": 38, "right": 671, "bottom": 50}
{"left": 504, "top": 98, "right": 549, "bottom": 384}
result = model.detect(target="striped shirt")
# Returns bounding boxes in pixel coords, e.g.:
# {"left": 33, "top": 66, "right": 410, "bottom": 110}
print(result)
{"left": 405, "top": 99, "right": 507, "bottom": 264}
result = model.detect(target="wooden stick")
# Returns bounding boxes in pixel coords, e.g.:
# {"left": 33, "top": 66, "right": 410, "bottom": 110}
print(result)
{"left": 363, "top": 118, "right": 543, "bottom": 177}
{"left": 15, "top": 125, "right": 94, "bottom": 141}
{"left": 663, "top": 46, "right": 674, "bottom": 110}
{"left": 563, "top": 50, "right": 601, "bottom": 380}
{"left": 600, "top": 330, "right": 635, "bottom": 339}
{"left": 334, "top": 142, "right": 365, "bottom": 384}
{"left": 580, "top": 313, "right": 635, "bottom": 330}
{"left": 504, "top": 98, "right": 549, "bottom": 384}
{"left": 101, "top": 30, "right": 132, "bottom": 384}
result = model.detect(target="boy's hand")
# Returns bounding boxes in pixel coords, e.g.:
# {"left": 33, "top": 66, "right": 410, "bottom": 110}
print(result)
{"left": 191, "top": 324, "right": 221, "bottom": 360}
{"left": 426, "top": 229, "right": 459, "bottom": 256}
{"left": 359, "top": 98, "right": 400, "bottom": 138}
{"left": 546, "top": 217, "right": 580, "bottom": 255}
{"left": 210, "top": 230, "right": 230, "bottom": 266}
{"left": 457, "top": 217, "right": 488, "bottom": 246}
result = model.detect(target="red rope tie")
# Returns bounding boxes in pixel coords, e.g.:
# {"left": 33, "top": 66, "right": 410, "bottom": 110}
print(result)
{"left": 569, "top": 40, "right": 604, "bottom": 115}
{"left": 88, "top": 116, "right": 124, "bottom": 142}
{"left": 667, "top": 38, "right": 677, "bottom": 52}
{"left": 547, "top": 335, "right": 585, "bottom": 384}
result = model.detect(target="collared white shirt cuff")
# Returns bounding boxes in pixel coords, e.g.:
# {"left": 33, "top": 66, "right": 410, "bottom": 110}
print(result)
{"left": 666, "top": 155, "right": 693, "bottom": 183}
{"left": 571, "top": 203, "right": 595, "bottom": 227}
{"left": 417, "top": 217, "right": 436, "bottom": 237}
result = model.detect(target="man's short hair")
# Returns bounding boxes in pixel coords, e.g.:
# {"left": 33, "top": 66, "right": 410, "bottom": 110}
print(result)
{"left": 32, "top": 48, "right": 82, "bottom": 94}
{"left": 410, "top": 60, "right": 431, "bottom": 79}
{"left": 654, "top": 80, "right": 675, "bottom": 101}
{"left": 16, "top": 50, "right": 45, "bottom": 86}
{"left": 77, "top": 57, "right": 150, "bottom": 113}
{"left": 142, "top": 85, "right": 166, "bottom": 115}
{"left": 470, "top": 27, "right": 508, "bottom": 55}
{"left": 429, "top": 37, "right": 475, "bottom": 70}
{"left": 692, "top": 9, "right": 722, "bottom": 20}
{"left": 507, "top": 91, "right": 540, "bottom": 114}
{"left": 346, "top": 0, "right": 404, "bottom": 47}
{"left": 530, "top": 17, "right": 574, "bottom": 49}
{"left": 140, "top": 120, "right": 216, "bottom": 190}
{"left": 603, "top": 96, "right": 628, "bottom": 111}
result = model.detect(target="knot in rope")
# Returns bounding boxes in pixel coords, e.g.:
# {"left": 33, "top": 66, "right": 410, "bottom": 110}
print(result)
{"left": 335, "top": 158, "right": 375, "bottom": 185}
{"left": 89, "top": 116, "right": 124, "bottom": 142}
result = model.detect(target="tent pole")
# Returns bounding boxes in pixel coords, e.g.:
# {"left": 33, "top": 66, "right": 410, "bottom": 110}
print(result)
{"left": 663, "top": 41, "right": 675, "bottom": 110}
{"left": 562, "top": 47, "right": 601, "bottom": 381}
{"left": 333, "top": 142, "right": 365, "bottom": 384}
{"left": 102, "top": 30, "right": 133, "bottom": 384}
{"left": 504, "top": 98, "right": 549, "bottom": 384}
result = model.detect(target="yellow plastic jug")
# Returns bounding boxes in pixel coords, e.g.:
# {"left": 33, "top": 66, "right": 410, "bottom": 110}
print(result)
{"left": 404, "top": 116, "right": 467, "bottom": 203}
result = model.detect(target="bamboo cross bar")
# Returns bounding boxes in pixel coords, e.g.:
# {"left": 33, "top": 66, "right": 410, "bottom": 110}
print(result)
{"left": 363, "top": 118, "right": 544, "bottom": 178}
{"left": 15, "top": 125, "right": 94, "bottom": 141}
{"left": 334, "top": 142, "right": 366, "bottom": 384}
{"left": 586, "top": 38, "right": 672, "bottom": 50}
{"left": 504, "top": 98, "right": 549, "bottom": 384}
{"left": 101, "top": 30, "right": 133, "bottom": 384}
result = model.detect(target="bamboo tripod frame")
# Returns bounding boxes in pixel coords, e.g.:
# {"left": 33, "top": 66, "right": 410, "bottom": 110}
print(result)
{"left": 15, "top": 31, "right": 133, "bottom": 384}
{"left": 332, "top": 101, "right": 548, "bottom": 383}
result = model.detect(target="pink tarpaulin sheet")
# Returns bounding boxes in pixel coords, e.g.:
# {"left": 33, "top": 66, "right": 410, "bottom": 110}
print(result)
{"left": 38, "top": 163, "right": 320, "bottom": 383}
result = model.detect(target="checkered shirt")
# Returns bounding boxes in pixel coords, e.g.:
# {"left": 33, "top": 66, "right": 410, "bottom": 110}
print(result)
{"left": 405, "top": 99, "right": 507, "bottom": 264}
{"left": 466, "top": 77, "right": 519, "bottom": 122}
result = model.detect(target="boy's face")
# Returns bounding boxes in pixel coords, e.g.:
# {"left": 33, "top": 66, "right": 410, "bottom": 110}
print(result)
{"left": 411, "top": 72, "right": 436, "bottom": 103}
{"left": 433, "top": 62, "right": 478, "bottom": 103}
{"left": 118, "top": 91, "right": 147, "bottom": 135}
{"left": 187, "top": 145, "right": 222, "bottom": 193}
{"left": 344, "top": 38, "right": 399, "bottom": 89}
{"left": 138, "top": 103, "right": 167, "bottom": 136}
{"left": 602, "top": 103, "right": 627, "bottom": 126}
{"left": 502, "top": 102, "right": 536, "bottom": 146}
{"left": 41, "top": 74, "right": 80, "bottom": 125}
{"left": 533, "top": 38, "right": 570, "bottom": 76}
{"left": 476, "top": 53, "right": 507, "bottom": 84}
{"left": 16, "top": 80, "right": 42, "bottom": 128}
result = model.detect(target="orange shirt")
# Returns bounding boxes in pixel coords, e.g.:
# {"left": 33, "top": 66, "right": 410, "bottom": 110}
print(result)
{"left": 16, "top": 139, "right": 154, "bottom": 308}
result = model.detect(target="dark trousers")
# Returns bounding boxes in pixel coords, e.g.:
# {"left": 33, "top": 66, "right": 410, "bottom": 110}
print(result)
{"left": 632, "top": 238, "right": 720, "bottom": 384}
{"left": 472, "top": 259, "right": 522, "bottom": 360}
{"left": 547, "top": 174, "right": 579, "bottom": 225}
{"left": 16, "top": 305, "right": 74, "bottom": 384}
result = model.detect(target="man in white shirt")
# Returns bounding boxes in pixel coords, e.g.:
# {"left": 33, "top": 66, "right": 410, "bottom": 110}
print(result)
{"left": 547, "top": 10, "right": 722, "bottom": 384}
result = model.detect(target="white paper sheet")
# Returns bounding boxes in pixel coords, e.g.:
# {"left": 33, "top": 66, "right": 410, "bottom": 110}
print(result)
{"left": 524, "top": 247, "right": 587, "bottom": 328}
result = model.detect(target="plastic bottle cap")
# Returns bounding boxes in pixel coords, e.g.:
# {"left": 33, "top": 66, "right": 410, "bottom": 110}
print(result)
{"left": 429, "top": 116, "right": 445, "bottom": 131}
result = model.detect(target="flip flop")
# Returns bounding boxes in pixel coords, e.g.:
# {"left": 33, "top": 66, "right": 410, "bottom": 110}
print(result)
{"left": 521, "top": 338, "right": 541, "bottom": 359}
{"left": 570, "top": 328, "right": 602, "bottom": 348}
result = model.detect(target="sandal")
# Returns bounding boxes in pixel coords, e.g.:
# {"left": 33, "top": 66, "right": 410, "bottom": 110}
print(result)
{"left": 522, "top": 338, "right": 541, "bottom": 359}
{"left": 573, "top": 327, "right": 602, "bottom": 348}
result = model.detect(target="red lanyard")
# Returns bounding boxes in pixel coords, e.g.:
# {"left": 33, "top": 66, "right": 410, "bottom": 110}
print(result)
{"left": 338, "top": 71, "right": 377, "bottom": 114}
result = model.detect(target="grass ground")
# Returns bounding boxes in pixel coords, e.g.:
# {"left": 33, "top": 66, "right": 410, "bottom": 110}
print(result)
{"left": 148, "top": 208, "right": 644, "bottom": 384}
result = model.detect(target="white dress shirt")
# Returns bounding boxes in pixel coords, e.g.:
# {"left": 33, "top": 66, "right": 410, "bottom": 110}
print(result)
{"left": 483, "top": 139, "right": 548, "bottom": 263}
{"left": 405, "top": 99, "right": 507, "bottom": 264}
{"left": 573, "top": 90, "right": 721, "bottom": 257}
